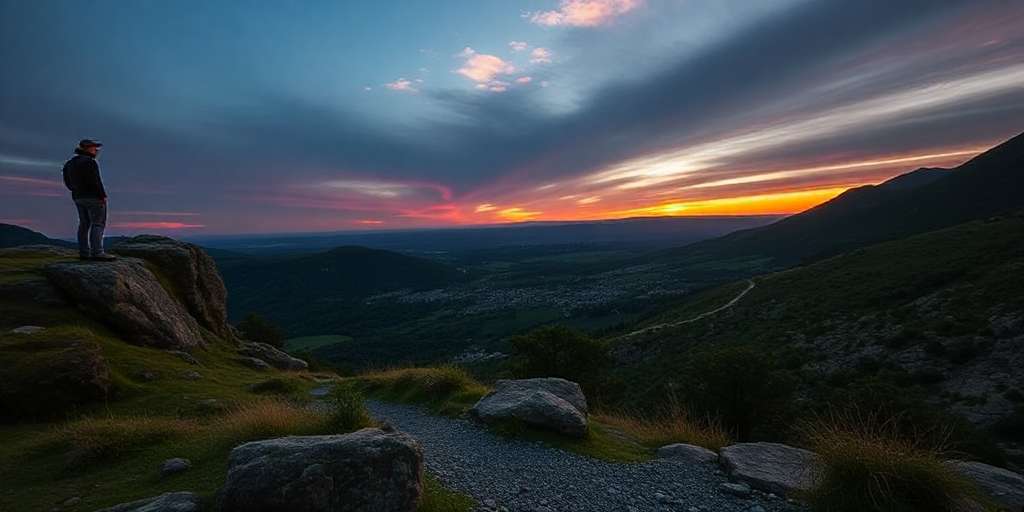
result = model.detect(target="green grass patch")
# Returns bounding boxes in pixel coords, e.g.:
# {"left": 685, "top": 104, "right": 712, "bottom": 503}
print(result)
{"left": 419, "top": 474, "right": 475, "bottom": 512}
{"left": 354, "top": 366, "right": 489, "bottom": 416}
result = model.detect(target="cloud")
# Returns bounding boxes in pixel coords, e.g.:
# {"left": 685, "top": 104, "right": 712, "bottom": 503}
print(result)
{"left": 475, "top": 203, "right": 497, "bottom": 212}
{"left": 516, "top": 76, "right": 533, "bottom": 84}
{"left": 529, "top": 48, "right": 553, "bottom": 64}
{"left": 384, "top": 78, "right": 417, "bottom": 92}
{"left": 509, "top": 41, "right": 529, "bottom": 52}
{"left": 529, "top": 0, "right": 642, "bottom": 27}
{"left": 110, "top": 221, "right": 205, "bottom": 229}
{"left": 456, "top": 49, "right": 517, "bottom": 83}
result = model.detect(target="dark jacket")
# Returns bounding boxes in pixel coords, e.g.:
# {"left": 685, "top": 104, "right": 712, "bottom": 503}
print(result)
{"left": 62, "top": 150, "right": 107, "bottom": 200}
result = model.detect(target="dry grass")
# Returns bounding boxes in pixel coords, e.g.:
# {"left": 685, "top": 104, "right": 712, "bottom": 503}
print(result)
{"left": 594, "top": 401, "right": 730, "bottom": 451}
{"left": 55, "top": 416, "right": 199, "bottom": 467}
{"left": 803, "top": 410, "right": 984, "bottom": 512}
{"left": 211, "top": 399, "right": 333, "bottom": 443}
{"left": 357, "top": 366, "right": 489, "bottom": 415}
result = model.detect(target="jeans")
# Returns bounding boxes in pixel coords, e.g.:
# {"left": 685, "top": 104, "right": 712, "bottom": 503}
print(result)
{"left": 74, "top": 198, "right": 107, "bottom": 257}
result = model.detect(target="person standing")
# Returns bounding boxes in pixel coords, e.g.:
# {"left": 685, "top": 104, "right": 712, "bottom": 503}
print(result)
{"left": 62, "top": 139, "right": 116, "bottom": 261}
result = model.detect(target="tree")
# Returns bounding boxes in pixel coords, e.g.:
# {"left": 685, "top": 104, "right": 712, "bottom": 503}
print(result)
{"left": 237, "top": 313, "right": 285, "bottom": 348}
{"left": 509, "top": 325, "right": 610, "bottom": 394}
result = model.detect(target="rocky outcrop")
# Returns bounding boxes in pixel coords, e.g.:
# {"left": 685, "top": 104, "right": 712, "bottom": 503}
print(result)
{"left": 95, "top": 491, "right": 200, "bottom": 512}
{"left": 112, "top": 236, "right": 232, "bottom": 340}
{"left": 946, "top": 460, "right": 1024, "bottom": 511}
{"left": 470, "top": 378, "right": 589, "bottom": 437}
{"left": 719, "top": 442, "right": 819, "bottom": 496}
{"left": 657, "top": 443, "right": 719, "bottom": 464}
{"left": 43, "top": 259, "right": 204, "bottom": 350}
{"left": 0, "top": 337, "right": 110, "bottom": 422}
{"left": 219, "top": 428, "right": 423, "bottom": 512}
{"left": 239, "top": 342, "right": 308, "bottom": 371}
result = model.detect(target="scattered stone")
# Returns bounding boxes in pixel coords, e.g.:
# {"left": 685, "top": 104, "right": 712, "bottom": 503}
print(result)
{"left": 470, "top": 378, "right": 588, "bottom": 437}
{"left": 719, "top": 482, "right": 752, "bottom": 498}
{"left": 181, "top": 370, "right": 202, "bottom": 381}
{"left": 160, "top": 458, "right": 192, "bottom": 478}
{"left": 43, "top": 259, "right": 204, "bottom": 349}
{"left": 746, "top": 505, "right": 766, "bottom": 512}
{"left": 62, "top": 496, "right": 81, "bottom": 507}
{"left": 133, "top": 369, "right": 159, "bottom": 382}
{"left": 10, "top": 325, "right": 45, "bottom": 335}
{"left": 238, "top": 342, "right": 308, "bottom": 371}
{"left": 946, "top": 460, "right": 1024, "bottom": 511}
{"left": 657, "top": 443, "right": 719, "bottom": 464}
{"left": 166, "top": 350, "right": 201, "bottom": 366}
{"left": 219, "top": 428, "right": 423, "bottom": 512}
{"left": 235, "top": 356, "right": 271, "bottom": 371}
{"left": 719, "top": 442, "right": 819, "bottom": 496}
{"left": 95, "top": 491, "right": 200, "bottom": 512}
{"left": 112, "top": 235, "right": 233, "bottom": 340}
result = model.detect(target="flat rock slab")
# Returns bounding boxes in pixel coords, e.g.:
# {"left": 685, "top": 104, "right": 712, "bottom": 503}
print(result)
{"left": 95, "top": 491, "right": 200, "bottom": 512}
{"left": 239, "top": 342, "right": 308, "bottom": 371}
{"left": 946, "top": 460, "right": 1024, "bottom": 511}
{"left": 658, "top": 443, "right": 719, "bottom": 464}
{"left": 43, "top": 259, "right": 203, "bottom": 349}
{"left": 720, "top": 442, "right": 819, "bottom": 496}
{"left": 219, "top": 428, "right": 423, "bottom": 512}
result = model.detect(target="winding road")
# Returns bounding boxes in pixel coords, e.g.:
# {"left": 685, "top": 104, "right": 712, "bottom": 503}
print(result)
{"left": 366, "top": 399, "right": 798, "bottom": 512}
{"left": 619, "top": 279, "right": 756, "bottom": 339}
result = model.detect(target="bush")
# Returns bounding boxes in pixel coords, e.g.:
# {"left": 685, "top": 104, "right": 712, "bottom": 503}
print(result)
{"left": 236, "top": 313, "right": 286, "bottom": 348}
{"left": 509, "top": 326, "right": 610, "bottom": 394}
{"left": 327, "top": 384, "right": 373, "bottom": 432}
{"left": 804, "top": 411, "right": 980, "bottom": 512}
{"left": 681, "top": 345, "right": 794, "bottom": 440}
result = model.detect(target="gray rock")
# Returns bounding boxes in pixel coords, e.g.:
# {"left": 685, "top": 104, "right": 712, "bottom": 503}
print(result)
{"left": 719, "top": 442, "right": 819, "bottom": 496}
{"left": 657, "top": 443, "right": 719, "bottom": 464}
{"left": 0, "top": 276, "right": 68, "bottom": 306}
{"left": 235, "top": 356, "right": 271, "bottom": 371}
{"left": 160, "top": 458, "right": 192, "bottom": 478}
{"left": 95, "top": 491, "right": 200, "bottom": 512}
{"left": 166, "top": 350, "right": 201, "bottom": 366}
{"left": 946, "top": 460, "right": 1024, "bottom": 511}
{"left": 470, "top": 378, "right": 588, "bottom": 437}
{"left": 112, "top": 235, "right": 232, "bottom": 340}
{"left": 43, "top": 259, "right": 203, "bottom": 350}
{"left": 238, "top": 342, "right": 308, "bottom": 371}
{"left": 719, "top": 482, "right": 752, "bottom": 498}
{"left": 180, "top": 370, "right": 203, "bottom": 381}
{"left": 10, "top": 325, "right": 45, "bottom": 334}
{"left": 219, "top": 428, "right": 423, "bottom": 512}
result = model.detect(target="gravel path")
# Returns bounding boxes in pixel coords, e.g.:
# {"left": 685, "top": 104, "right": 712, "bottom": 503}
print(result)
{"left": 366, "top": 400, "right": 803, "bottom": 512}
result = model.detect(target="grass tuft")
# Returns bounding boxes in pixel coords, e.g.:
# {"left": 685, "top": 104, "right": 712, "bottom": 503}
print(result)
{"left": 594, "top": 400, "right": 730, "bottom": 451}
{"left": 54, "top": 416, "right": 199, "bottom": 468}
{"left": 356, "top": 366, "right": 489, "bottom": 416}
{"left": 804, "top": 410, "right": 983, "bottom": 512}
{"left": 326, "top": 383, "right": 375, "bottom": 432}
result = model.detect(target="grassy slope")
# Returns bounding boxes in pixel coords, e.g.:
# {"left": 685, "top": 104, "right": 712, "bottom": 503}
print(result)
{"left": 0, "top": 249, "right": 472, "bottom": 512}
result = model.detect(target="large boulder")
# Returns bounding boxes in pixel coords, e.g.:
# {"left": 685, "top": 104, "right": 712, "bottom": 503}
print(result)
{"left": 0, "top": 337, "right": 110, "bottom": 422}
{"left": 719, "top": 442, "right": 819, "bottom": 496}
{"left": 112, "top": 236, "right": 232, "bottom": 340}
{"left": 219, "top": 428, "right": 423, "bottom": 512}
{"left": 470, "top": 378, "right": 589, "bottom": 437}
{"left": 43, "top": 259, "right": 204, "bottom": 349}
{"left": 95, "top": 491, "right": 200, "bottom": 512}
{"left": 239, "top": 342, "right": 308, "bottom": 371}
{"left": 946, "top": 460, "right": 1024, "bottom": 511}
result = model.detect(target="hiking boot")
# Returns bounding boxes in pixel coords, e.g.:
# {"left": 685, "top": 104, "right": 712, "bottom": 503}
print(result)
{"left": 89, "top": 253, "right": 117, "bottom": 262}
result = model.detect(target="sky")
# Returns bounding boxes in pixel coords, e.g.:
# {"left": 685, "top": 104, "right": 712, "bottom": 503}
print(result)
{"left": 2, "top": 0, "right": 1023, "bottom": 236}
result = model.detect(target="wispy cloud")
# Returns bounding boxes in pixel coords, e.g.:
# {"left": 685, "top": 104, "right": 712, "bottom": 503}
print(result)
{"left": 528, "top": 0, "right": 642, "bottom": 27}
{"left": 384, "top": 78, "right": 418, "bottom": 92}
{"left": 111, "top": 221, "right": 206, "bottom": 229}
{"left": 509, "top": 41, "right": 529, "bottom": 52}
{"left": 529, "top": 47, "right": 553, "bottom": 64}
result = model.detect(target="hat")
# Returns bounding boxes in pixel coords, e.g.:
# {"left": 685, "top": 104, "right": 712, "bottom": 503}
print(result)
{"left": 78, "top": 139, "right": 103, "bottom": 149}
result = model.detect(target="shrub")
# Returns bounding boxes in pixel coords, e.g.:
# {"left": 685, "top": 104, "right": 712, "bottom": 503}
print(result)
{"left": 804, "top": 411, "right": 980, "bottom": 512}
{"left": 681, "top": 345, "right": 794, "bottom": 440}
{"left": 236, "top": 313, "right": 286, "bottom": 348}
{"left": 509, "top": 325, "right": 610, "bottom": 394}
{"left": 327, "top": 384, "right": 373, "bottom": 433}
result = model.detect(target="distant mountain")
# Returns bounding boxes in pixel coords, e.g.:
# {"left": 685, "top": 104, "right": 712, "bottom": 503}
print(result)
{"left": 220, "top": 245, "right": 468, "bottom": 325}
{"left": 198, "top": 215, "right": 783, "bottom": 256}
{"left": 0, "top": 223, "right": 72, "bottom": 249}
{"left": 661, "top": 131, "right": 1024, "bottom": 268}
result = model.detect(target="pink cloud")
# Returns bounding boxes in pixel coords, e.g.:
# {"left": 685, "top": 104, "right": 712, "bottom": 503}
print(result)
{"left": 384, "top": 78, "right": 417, "bottom": 92}
{"left": 509, "top": 41, "right": 529, "bottom": 52}
{"left": 515, "top": 76, "right": 533, "bottom": 84}
{"left": 111, "top": 222, "right": 205, "bottom": 229}
{"left": 529, "top": 0, "right": 642, "bottom": 27}
{"left": 456, "top": 48, "right": 516, "bottom": 83}
{"left": 530, "top": 48, "right": 553, "bottom": 64}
